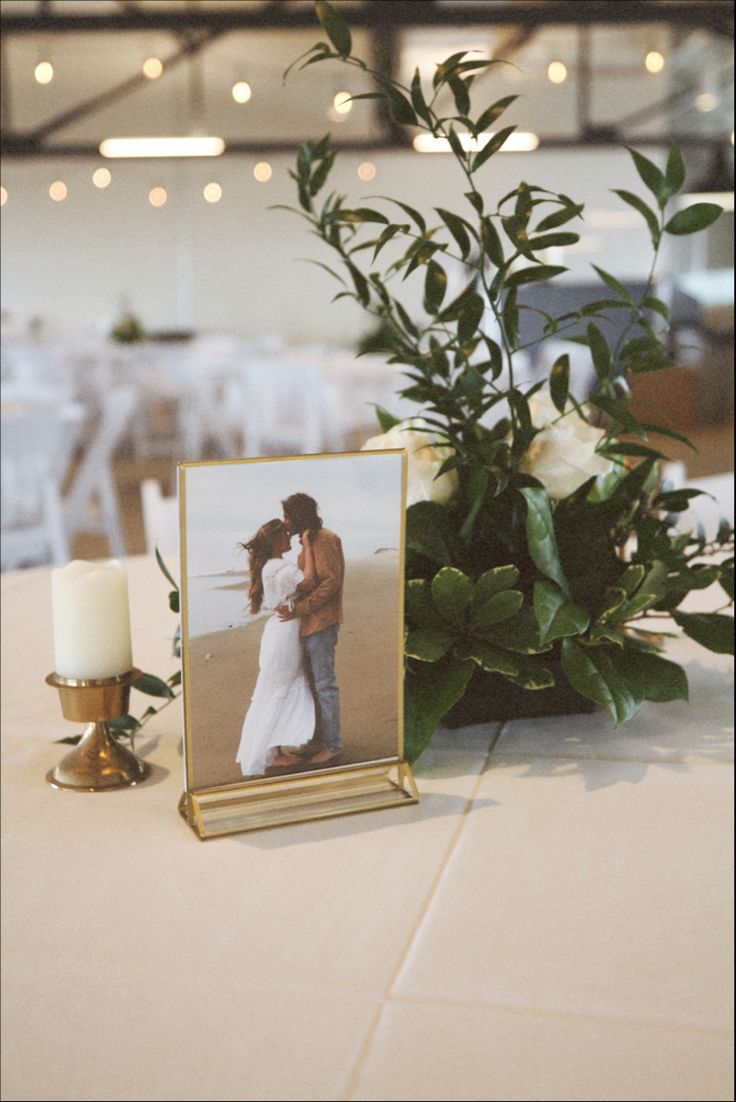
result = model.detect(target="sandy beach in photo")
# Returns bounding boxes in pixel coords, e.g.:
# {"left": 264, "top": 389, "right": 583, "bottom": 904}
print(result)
{"left": 185, "top": 551, "right": 401, "bottom": 790}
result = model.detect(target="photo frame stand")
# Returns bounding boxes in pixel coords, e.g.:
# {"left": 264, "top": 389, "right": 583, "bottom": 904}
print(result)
{"left": 178, "top": 760, "right": 418, "bottom": 840}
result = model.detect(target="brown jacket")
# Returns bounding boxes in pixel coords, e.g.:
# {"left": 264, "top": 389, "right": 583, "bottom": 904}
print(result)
{"left": 294, "top": 528, "right": 345, "bottom": 637}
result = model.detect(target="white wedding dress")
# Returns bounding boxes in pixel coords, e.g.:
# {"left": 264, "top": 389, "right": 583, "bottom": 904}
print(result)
{"left": 236, "top": 558, "right": 315, "bottom": 776}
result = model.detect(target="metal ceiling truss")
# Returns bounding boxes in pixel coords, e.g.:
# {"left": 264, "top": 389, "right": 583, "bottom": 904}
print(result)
{"left": 0, "top": 1, "right": 732, "bottom": 159}
{"left": 2, "top": 2, "right": 733, "bottom": 36}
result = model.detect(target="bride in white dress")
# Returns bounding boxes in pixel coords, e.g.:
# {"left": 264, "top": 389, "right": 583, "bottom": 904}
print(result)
{"left": 236, "top": 519, "right": 316, "bottom": 777}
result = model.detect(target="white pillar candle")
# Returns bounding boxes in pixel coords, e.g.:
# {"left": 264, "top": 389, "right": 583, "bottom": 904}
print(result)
{"left": 51, "top": 559, "right": 133, "bottom": 679}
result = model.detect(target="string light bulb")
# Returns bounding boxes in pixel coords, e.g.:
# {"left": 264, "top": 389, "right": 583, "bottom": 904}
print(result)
{"left": 49, "top": 181, "right": 68, "bottom": 202}
{"left": 203, "top": 182, "right": 222, "bottom": 203}
{"left": 357, "top": 162, "right": 376, "bottom": 181}
{"left": 547, "top": 61, "right": 567, "bottom": 84}
{"left": 645, "top": 51, "right": 665, "bottom": 74}
{"left": 0, "top": 186, "right": 7, "bottom": 206}
{"left": 253, "top": 162, "right": 272, "bottom": 182}
{"left": 92, "top": 167, "right": 112, "bottom": 189}
{"left": 142, "top": 57, "right": 163, "bottom": 80}
{"left": 34, "top": 61, "right": 54, "bottom": 84}
{"left": 148, "top": 186, "right": 167, "bottom": 207}
{"left": 232, "top": 81, "right": 252, "bottom": 104}
{"left": 333, "top": 91, "right": 353, "bottom": 115}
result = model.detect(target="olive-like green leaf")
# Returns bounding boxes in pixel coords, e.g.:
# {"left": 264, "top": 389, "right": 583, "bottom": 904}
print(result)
{"left": 424, "top": 259, "right": 448, "bottom": 313}
{"left": 527, "top": 232, "right": 580, "bottom": 250}
{"left": 470, "top": 589, "right": 524, "bottom": 633}
{"left": 664, "top": 203, "right": 723, "bottom": 235}
{"left": 465, "top": 190, "right": 484, "bottom": 216}
{"left": 505, "top": 265, "right": 567, "bottom": 289}
{"left": 561, "top": 639, "right": 638, "bottom": 724}
{"left": 587, "top": 322, "right": 612, "bottom": 380}
{"left": 627, "top": 147, "right": 667, "bottom": 206}
{"left": 533, "top": 580, "right": 589, "bottom": 646}
{"left": 377, "top": 197, "right": 426, "bottom": 234}
{"left": 672, "top": 612, "right": 734, "bottom": 655}
{"left": 481, "top": 217, "right": 504, "bottom": 266}
{"left": 447, "top": 125, "right": 465, "bottom": 161}
{"left": 665, "top": 145, "right": 686, "bottom": 194}
{"left": 457, "top": 292, "right": 485, "bottom": 343}
{"left": 433, "top": 51, "right": 469, "bottom": 89}
{"left": 133, "top": 672, "right": 175, "bottom": 699}
{"left": 404, "top": 655, "right": 475, "bottom": 762}
{"left": 472, "top": 125, "right": 517, "bottom": 171}
{"left": 435, "top": 208, "right": 473, "bottom": 258}
{"left": 549, "top": 353, "right": 569, "bottom": 414}
{"left": 405, "top": 627, "right": 455, "bottom": 662}
{"left": 520, "top": 487, "right": 571, "bottom": 597}
{"left": 475, "top": 94, "right": 518, "bottom": 133}
{"left": 641, "top": 295, "right": 670, "bottom": 320}
{"left": 169, "top": 590, "right": 180, "bottom": 614}
{"left": 315, "top": 1, "right": 352, "bottom": 58}
{"left": 335, "top": 207, "right": 389, "bottom": 224}
{"left": 612, "top": 189, "right": 661, "bottom": 246}
{"left": 410, "top": 68, "right": 433, "bottom": 126}
{"left": 590, "top": 263, "right": 632, "bottom": 301}
{"left": 535, "top": 203, "right": 584, "bottom": 232}
{"left": 155, "top": 546, "right": 178, "bottom": 590}
{"left": 432, "top": 566, "right": 474, "bottom": 629}
{"left": 447, "top": 73, "right": 470, "bottom": 116}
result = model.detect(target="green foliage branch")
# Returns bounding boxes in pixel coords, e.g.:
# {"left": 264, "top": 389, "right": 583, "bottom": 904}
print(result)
{"left": 281, "top": 2, "right": 733, "bottom": 762}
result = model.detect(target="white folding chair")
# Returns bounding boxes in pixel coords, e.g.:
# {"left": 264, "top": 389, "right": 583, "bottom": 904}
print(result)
{"left": 1, "top": 402, "right": 72, "bottom": 570}
{"left": 235, "top": 358, "right": 331, "bottom": 456}
{"left": 63, "top": 386, "right": 138, "bottom": 558}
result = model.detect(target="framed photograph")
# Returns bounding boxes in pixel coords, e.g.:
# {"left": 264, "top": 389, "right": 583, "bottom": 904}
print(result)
{"left": 177, "top": 449, "right": 417, "bottom": 839}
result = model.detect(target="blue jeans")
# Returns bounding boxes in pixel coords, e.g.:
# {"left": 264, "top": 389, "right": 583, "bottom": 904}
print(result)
{"left": 302, "top": 624, "right": 341, "bottom": 751}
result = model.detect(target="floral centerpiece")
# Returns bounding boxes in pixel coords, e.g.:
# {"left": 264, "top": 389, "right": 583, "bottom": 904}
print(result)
{"left": 281, "top": 2, "right": 734, "bottom": 762}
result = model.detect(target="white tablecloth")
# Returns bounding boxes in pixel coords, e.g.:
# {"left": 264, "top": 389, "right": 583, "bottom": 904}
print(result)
{"left": 1, "top": 555, "right": 733, "bottom": 1102}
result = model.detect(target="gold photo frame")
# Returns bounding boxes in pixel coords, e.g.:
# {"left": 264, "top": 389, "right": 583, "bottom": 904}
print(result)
{"left": 177, "top": 450, "right": 417, "bottom": 839}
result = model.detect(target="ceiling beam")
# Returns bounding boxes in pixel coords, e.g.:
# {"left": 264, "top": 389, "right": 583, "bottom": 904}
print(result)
{"left": 1, "top": 1, "right": 733, "bottom": 36}
{"left": 1, "top": 135, "right": 728, "bottom": 160}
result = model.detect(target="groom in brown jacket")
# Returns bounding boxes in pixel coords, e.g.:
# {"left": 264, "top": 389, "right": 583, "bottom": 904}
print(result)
{"left": 276, "top": 492, "right": 345, "bottom": 766}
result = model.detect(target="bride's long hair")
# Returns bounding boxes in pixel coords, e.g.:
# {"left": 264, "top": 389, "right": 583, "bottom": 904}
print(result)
{"left": 240, "top": 519, "right": 287, "bottom": 614}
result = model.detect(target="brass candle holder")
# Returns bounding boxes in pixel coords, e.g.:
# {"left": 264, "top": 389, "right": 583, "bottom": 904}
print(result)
{"left": 46, "top": 668, "right": 151, "bottom": 791}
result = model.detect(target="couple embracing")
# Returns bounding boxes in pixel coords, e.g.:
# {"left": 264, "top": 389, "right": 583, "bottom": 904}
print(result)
{"left": 236, "top": 493, "right": 345, "bottom": 777}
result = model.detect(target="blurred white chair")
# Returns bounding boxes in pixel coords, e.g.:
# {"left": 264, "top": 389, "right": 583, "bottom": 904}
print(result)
{"left": 140, "top": 479, "right": 179, "bottom": 559}
{"left": 1, "top": 401, "right": 73, "bottom": 570}
{"left": 63, "top": 386, "right": 138, "bottom": 558}
{"left": 234, "top": 359, "right": 331, "bottom": 456}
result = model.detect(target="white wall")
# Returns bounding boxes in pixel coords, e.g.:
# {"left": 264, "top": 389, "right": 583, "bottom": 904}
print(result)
{"left": 0, "top": 147, "right": 666, "bottom": 344}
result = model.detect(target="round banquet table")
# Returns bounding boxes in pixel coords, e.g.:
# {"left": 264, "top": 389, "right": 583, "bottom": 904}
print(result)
{"left": 1, "top": 552, "right": 733, "bottom": 1102}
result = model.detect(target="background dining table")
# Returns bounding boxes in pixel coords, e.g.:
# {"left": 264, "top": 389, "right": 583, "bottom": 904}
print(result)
{"left": 1, "top": 545, "right": 733, "bottom": 1102}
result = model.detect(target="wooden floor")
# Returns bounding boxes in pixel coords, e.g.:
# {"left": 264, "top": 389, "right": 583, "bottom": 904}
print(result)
{"left": 71, "top": 419, "right": 735, "bottom": 561}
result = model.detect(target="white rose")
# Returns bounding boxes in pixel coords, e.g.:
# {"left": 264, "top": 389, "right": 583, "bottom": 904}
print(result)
{"left": 519, "top": 392, "right": 614, "bottom": 500}
{"left": 362, "top": 417, "right": 459, "bottom": 506}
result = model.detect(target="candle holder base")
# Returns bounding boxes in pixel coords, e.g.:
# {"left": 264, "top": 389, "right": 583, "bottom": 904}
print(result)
{"left": 46, "top": 670, "right": 150, "bottom": 792}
